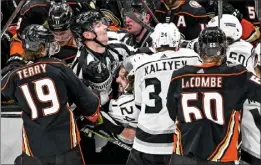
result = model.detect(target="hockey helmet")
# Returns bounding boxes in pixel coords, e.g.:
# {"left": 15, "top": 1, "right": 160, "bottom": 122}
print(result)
{"left": 150, "top": 23, "right": 181, "bottom": 49}
{"left": 22, "top": 24, "right": 56, "bottom": 52}
{"left": 71, "top": 10, "right": 109, "bottom": 41}
{"left": 83, "top": 60, "right": 112, "bottom": 92}
{"left": 207, "top": 14, "right": 242, "bottom": 43}
{"left": 198, "top": 26, "right": 227, "bottom": 57}
{"left": 48, "top": 2, "right": 73, "bottom": 31}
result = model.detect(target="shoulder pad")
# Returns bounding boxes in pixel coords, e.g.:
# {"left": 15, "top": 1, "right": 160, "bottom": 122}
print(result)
{"left": 180, "top": 0, "right": 206, "bottom": 16}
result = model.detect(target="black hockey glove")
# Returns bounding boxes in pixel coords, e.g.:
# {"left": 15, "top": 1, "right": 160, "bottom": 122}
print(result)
{"left": 213, "top": 1, "right": 243, "bottom": 21}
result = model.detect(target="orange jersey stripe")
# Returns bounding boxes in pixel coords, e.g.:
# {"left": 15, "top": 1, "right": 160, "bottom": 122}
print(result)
{"left": 220, "top": 111, "right": 240, "bottom": 162}
{"left": 22, "top": 126, "right": 34, "bottom": 157}
{"left": 78, "top": 144, "right": 86, "bottom": 165}
{"left": 174, "top": 12, "right": 209, "bottom": 18}
{"left": 173, "top": 126, "right": 183, "bottom": 155}
{"left": 208, "top": 110, "right": 240, "bottom": 162}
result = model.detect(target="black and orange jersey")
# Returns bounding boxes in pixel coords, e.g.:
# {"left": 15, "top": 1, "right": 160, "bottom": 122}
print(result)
{"left": 1, "top": 57, "right": 100, "bottom": 157}
{"left": 167, "top": 63, "right": 261, "bottom": 162}
{"left": 155, "top": 0, "right": 209, "bottom": 40}
{"left": 10, "top": 35, "right": 77, "bottom": 64}
{"left": 52, "top": 38, "right": 78, "bottom": 65}
{"left": 17, "top": 0, "right": 95, "bottom": 36}
{"left": 228, "top": 0, "right": 259, "bottom": 26}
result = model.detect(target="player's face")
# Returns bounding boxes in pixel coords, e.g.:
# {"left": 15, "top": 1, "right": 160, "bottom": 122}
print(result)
{"left": 116, "top": 67, "right": 128, "bottom": 93}
{"left": 52, "top": 29, "right": 72, "bottom": 46}
{"left": 125, "top": 12, "right": 149, "bottom": 35}
{"left": 93, "top": 21, "right": 109, "bottom": 45}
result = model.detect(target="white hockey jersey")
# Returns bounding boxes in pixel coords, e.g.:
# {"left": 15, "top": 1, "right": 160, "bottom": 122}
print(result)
{"left": 242, "top": 98, "right": 261, "bottom": 159}
{"left": 226, "top": 40, "right": 255, "bottom": 72}
{"left": 109, "top": 93, "right": 139, "bottom": 128}
{"left": 133, "top": 49, "right": 202, "bottom": 155}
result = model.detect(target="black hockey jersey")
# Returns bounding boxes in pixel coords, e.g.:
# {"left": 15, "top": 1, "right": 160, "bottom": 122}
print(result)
{"left": 1, "top": 57, "right": 100, "bottom": 157}
{"left": 17, "top": 0, "right": 95, "bottom": 35}
{"left": 155, "top": 0, "right": 209, "bottom": 40}
{"left": 167, "top": 63, "right": 261, "bottom": 162}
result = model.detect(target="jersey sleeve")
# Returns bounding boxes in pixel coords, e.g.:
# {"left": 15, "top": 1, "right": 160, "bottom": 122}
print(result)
{"left": 244, "top": 72, "right": 261, "bottom": 102}
{"left": 61, "top": 65, "right": 101, "bottom": 122}
{"left": 134, "top": 68, "right": 142, "bottom": 111}
{"left": 166, "top": 71, "right": 180, "bottom": 122}
{"left": 1, "top": 59, "right": 25, "bottom": 100}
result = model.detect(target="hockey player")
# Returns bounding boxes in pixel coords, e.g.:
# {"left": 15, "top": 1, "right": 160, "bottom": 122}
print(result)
{"left": 48, "top": 2, "right": 78, "bottom": 65}
{"left": 70, "top": 10, "right": 136, "bottom": 163}
{"left": 126, "top": 23, "right": 202, "bottom": 165}
{"left": 9, "top": 0, "right": 96, "bottom": 57}
{"left": 167, "top": 26, "right": 261, "bottom": 164}
{"left": 241, "top": 43, "right": 261, "bottom": 165}
{"left": 109, "top": 54, "right": 147, "bottom": 132}
{"left": 118, "top": 0, "right": 154, "bottom": 48}
{"left": 1, "top": 24, "right": 101, "bottom": 165}
{"left": 70, "top": 10, "right": 135, "bottom": 105}
{"left": 155, "top": 0, "right": 209, "bottom": 40}
{"left": 207, "top": 14, "right": 256, "bottom": 73}
{"left": 202, "top": 0, "right": 260, "bottom": 46}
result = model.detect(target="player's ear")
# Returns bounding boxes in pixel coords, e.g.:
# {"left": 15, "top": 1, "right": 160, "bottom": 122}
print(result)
{"left": 143, "top": 13, "right": 151, "bottom": 23}
{"left": 83, "top": 31, "right": 95, "bottom": 40}
{"left": 40, "top": 44, "right": 47, "bottom": 57}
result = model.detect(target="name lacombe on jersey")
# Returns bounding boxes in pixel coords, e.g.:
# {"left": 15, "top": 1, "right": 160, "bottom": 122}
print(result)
{"left": 144, "top": 60, "right": 188, "bottom": 76}
{"left": 182, "top": 76, "right": 222, "bottom": 88}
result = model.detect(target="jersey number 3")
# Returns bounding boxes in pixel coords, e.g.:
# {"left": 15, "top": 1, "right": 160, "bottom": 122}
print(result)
{"left": 19, "top": 78, "right": 60, "bottom": 119}
{"left": 181, "top": 92, "right": 224, "bottom": 125}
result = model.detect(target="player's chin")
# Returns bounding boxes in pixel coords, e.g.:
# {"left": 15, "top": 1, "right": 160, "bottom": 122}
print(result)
{"left": 118, "top": 86, "right": 124, "bottom": 93}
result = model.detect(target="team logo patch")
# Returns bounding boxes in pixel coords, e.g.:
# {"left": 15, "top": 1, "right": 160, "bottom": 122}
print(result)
{"left": 189, "top": 0, "right": 202, "bottom": 8}
{"left": 101, "top": 9, "right": 121, "bottom": 27}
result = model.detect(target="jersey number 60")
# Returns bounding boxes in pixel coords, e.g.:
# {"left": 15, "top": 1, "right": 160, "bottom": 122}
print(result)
{"left": 181, "top": 92, "right": 224, "bottom": 125}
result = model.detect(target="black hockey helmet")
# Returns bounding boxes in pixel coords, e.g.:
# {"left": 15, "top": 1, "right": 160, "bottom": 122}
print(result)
{"left": 48, "top": 2, "right": 73, "bottom": 31}
{"left": 21, "top": 24, "right": 55, "bottom": 52}
{"left": 83, "top": 60, "right": 112, "bottom": 92}
{"left": 71, "top": 10, "right": 108, "bottom": 43}
{"left": 198, "top": 26, "right": 227, "bottom": 57}
{"left": 128, "top": 0, "right": 154, "bottom": 15}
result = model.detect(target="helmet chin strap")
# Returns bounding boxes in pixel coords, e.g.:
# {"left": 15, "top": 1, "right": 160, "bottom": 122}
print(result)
{"left": 134, "top": 26, "right": 145, "bottom": 37}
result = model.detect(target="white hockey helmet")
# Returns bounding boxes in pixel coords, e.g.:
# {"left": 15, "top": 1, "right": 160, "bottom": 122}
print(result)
{"left": 151, "top": 23, "right": 181, "bottom": 49}
{"left": 123, "top": 53, "right": 146, "bottom": 76}
{"left": 207, "top": 14, "right": 242, "bottom": 42}
{"left": 255, "top": 43, "right": 261, "bottom": 67}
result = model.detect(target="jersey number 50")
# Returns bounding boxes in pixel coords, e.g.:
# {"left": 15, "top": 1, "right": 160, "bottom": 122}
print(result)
{"left": 19, "top": 78, "right": 60, "bottom": 119}
{"left": 181, "top": 92, "right": 224, "bottom": 125}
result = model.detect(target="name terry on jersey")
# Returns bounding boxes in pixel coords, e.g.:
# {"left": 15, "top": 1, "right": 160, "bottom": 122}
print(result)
{"left": 17, "top": 64, "right": 47, "bottom": 80}
{"left": 182, "top": 76, "right": 222, "bottom": 88}
{"left": 145, "top": 60, "right": 187, "bottom": 76}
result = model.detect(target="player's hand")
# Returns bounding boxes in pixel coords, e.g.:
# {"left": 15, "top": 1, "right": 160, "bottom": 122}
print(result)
{"left": 119, "top": 128, "right": 136, "bottom": 141}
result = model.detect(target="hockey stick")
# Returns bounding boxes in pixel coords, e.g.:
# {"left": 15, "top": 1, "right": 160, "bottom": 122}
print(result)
{"left": 80, "top": 124, "right": 132, "bottom": 151}
{"left": 218, "top": 0, "right": 223, "bottom": 28}
{"left": 139, "top": 0, "right": 159, "bottom": 24}
{"left": 122, "top": 0, "right": 154, "bottom": 32}
{"left": 1, "top": 0, "right": 26, "bottom": 38}
{"left": 1, "top": 114, "right": 22, "bottom": 118}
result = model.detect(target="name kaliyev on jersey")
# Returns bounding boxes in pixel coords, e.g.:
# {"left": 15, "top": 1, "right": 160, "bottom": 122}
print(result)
{"left": 133, "top": 49, "right": 201, "bottom": 155}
